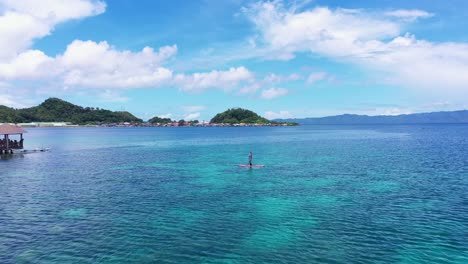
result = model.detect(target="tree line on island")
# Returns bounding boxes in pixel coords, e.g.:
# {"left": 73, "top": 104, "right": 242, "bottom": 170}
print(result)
{"left": 0, "top": 98, "right": 142, "bottom": 124}
{"left": 0, "top": 98, "right": 298, "bottom": 126}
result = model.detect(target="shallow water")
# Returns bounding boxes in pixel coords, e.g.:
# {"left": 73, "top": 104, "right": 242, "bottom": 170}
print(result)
{"left": 1, "top": 125, "right": 467, "bottom": 263}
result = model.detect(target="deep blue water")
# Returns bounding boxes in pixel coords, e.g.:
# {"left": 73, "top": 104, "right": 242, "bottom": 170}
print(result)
{"left": 1, "top": 125, "right": 467, "bottom": 263}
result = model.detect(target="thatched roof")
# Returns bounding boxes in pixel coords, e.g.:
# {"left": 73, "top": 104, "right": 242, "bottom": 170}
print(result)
{"left": 0, "top": 124, "right": 27, "bottom": 135}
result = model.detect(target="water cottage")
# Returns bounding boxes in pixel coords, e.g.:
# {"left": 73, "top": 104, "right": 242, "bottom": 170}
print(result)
{"left": 0, "top": 124, "right": 26, "bottom": 154}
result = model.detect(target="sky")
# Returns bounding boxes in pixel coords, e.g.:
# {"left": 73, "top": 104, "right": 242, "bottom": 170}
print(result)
{"left": 1, "top": 0, "right": 468, "bottom": 121}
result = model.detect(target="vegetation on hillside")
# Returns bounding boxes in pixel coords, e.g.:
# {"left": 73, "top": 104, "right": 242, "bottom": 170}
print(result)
{"left": 148, "top": 116, "right": 172, "bottom": 124}
{"left": 0, "top": 98, "right": 142, "bottom": 124}
{"left": 210, "top": 108, "right": 270, "bottom": 124}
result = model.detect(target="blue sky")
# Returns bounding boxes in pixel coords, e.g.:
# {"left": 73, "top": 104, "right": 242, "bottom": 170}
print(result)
{"left": 1, "top": 0, "right": 468, "bottom": 121}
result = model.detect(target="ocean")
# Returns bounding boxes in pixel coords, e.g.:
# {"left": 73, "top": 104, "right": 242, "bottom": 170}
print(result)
{"left": 1, "top": 125, "right": 467, "bottom": 263}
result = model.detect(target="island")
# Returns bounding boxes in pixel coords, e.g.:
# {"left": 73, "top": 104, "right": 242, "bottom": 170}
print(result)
{"left": 0, "top": 98, "right": 142, "bottom": 125}
{"left": 0, "top": 98, "right": 298, "bottom": 127}
{"left": 147, "top": 108, "right": 297, "bottom": 127}
{"left": 208, "top": 108, "right": 298, "bottom": 126}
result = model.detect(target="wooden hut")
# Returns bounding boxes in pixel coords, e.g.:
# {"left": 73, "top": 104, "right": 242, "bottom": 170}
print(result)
{"left": 0, "top": 124, "right": 26, "bottom": 154}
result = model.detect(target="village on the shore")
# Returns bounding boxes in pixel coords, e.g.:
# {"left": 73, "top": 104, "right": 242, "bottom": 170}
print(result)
{"left": 0, "top": 98, "right": 299, "bottom": 128}
{"left": 12, "top": 121, "right": 295, "bottom": 128}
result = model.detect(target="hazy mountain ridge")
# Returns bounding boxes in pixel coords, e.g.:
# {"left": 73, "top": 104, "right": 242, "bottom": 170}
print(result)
{"left": 276, "top": 110, "right": 468, "bottom": 124}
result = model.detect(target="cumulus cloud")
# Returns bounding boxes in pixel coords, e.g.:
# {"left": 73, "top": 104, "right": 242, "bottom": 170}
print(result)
{"left": 0, "top": 49, "right": 56, "bottom": 79}
{"left": 0, "top": 0, "right": 106, "bottom": 59}
{"left": 264, "top": 110, "right": 293, "bottom": 119}
{"left": 0, "top": 0, "right": 106, "bottom": 22}
{"left": 244, "top": 2, "right": 400, "bottom": 60}
{"left": 237, "top": 72, "right": 301, "bottom": 96}
{"left": 244, "top": 1, "right": 468, "bottom": 92}
{"left": 0, "top": 0, "right": 265, "bottom": 106}
{"left": 384, "top": 9, "right": 433, "bottom": 21}
{"left": 264, "top": 73, "right": 302, "bottom": 83}
{"left": 184, "top": 112, "right": 201, "bottom": 120}
{"left": 238, "top": 83, "right": 262, "bottom": 95}
{"left": 260, "top": 87, "right": 289, "bottom": 99}
{"left": 0, "top": 35, "right": 261, "bottom": 94}
{"left": 0, "top": 1, "right": 179, "bottom": 92}
{"left": 158, "top": 113, "right": 173, "bottom": 119}
{"left": 181, "top": 105, "right": 205, "bottom": 121}
{"left": 59, "top": 40, "right": 176, "bottom": 88}
{"left": 0, "top": 40, "right": 177, "bottom": 88}
{"left": 174, "top": 66, "right": 253, "bottom": 92}
{"left": 306, "top": 72, "right": 328, "bottom": 85}
{"left": 0, "top": 0, "right": 164, "bottom": 92}
{"left": 0, "top": 94, "right": 25, "bottom": 108}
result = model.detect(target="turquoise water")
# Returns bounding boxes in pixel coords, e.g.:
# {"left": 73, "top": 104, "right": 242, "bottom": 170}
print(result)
{"left": 1, "top": 125, "right": 467, "bottom": 263}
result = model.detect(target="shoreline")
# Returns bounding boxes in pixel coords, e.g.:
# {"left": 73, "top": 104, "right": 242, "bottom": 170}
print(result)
{"left": 12, "top": 121, "right": 297, "bottom": 128}
{"left": 17, "top": 123, "right": 298, "bottom": 128}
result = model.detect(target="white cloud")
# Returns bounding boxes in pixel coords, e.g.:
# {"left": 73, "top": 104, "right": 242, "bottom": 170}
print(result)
{"left": 0, "top": 94, "right": 25, "bottom": 108}
{"left": 59, "top": 40, "right": 176, "bottom": 88}
{"left": 237, "top": 72, "right": 301, "bottom": 95}
{"left": 264, "top": 73, "right": 302, "bottom": 83}
{"left": 384, "top": 9, "right": 433, "bottom": 21}
{"left": 158, "top": 113, "right": 173, "bottom": 119}
{"left": 0, "top": 0, "right": 177, "bottom": 93}
{"left": 0, "top": 0, "right": 105, "bottom": 59}
{"left": 0, "top": 40, "right": 177, "bottom": 88}
{"left": 260, "top": 87, "right": 288, "bottom": 99}
{"left": 174, "top": 66, "right": 253, "bottom": 92}
{"left": 0, "top": 1, "right": 181, "bottom": 94}
{"left": 0, "top": 49, "right": 56, "bottom": 79}
{"left": 0, "top": 0, "right": 106, "bottom": 22}
{"left": 364, "top": 34, "right": 468, "bottom": 91}
{"left": 264, "top": 73, "right": 282, "bottom": 83}
{"left": 244, "top": 2, "right": 400, "bottom": 60}
{"left": 245, "top": 1, "right": 468, "bottom": 92}
{"left": 238, "top": 83, "right": 262, "bottom": 95}
{"left": 0, "top": 11, "right": 50, "bottom": 59}
{"left": 0, "top": 36, "right": 258, "bottom": 96}
{"left": 306, "top": 72, "right": 328, "bottom": 85}
{"left": 264, "top": 110, "right": 293, "bottom": 119}
{"left": 98, "top": 90, "right": 129, "bottom": 103}
{"left": 424, "top": 101, "right": 450, "bottom": 109}
{"left": 184, "top": 112, "right": 201, "bottom": 120}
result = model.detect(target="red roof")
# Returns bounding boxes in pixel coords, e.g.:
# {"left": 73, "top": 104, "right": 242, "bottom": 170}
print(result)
{"left": 0, "top": 124, "right": 27, "bottom": 135}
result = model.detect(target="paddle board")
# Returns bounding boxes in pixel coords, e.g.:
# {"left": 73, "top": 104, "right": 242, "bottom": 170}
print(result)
{"left": 238, "top": 164, "right": 264, "bottom": 168}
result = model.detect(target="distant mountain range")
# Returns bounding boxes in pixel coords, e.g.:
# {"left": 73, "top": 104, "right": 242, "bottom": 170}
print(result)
{"left": 276, "top": 110, "right": 468, "bottom": 125}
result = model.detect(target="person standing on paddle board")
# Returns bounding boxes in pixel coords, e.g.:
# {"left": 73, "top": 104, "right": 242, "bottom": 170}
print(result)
{"left": 248, "top": 152, "right": 253, "bottom": 168}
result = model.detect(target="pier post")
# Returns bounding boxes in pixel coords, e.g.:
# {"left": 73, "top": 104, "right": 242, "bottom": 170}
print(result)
{"left": 5, "top": 134, "right": 9, "bottom": 152}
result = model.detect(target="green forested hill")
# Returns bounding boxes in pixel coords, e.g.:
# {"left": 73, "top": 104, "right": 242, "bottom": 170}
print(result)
{"left": 148, "top": 116, "right": 172, "bottom": 124}
{"left": 0, "top": 98, "right": 142, "bottom": 124}
{"left": 210, "top": 108, "right": 270, "bottom": 124}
